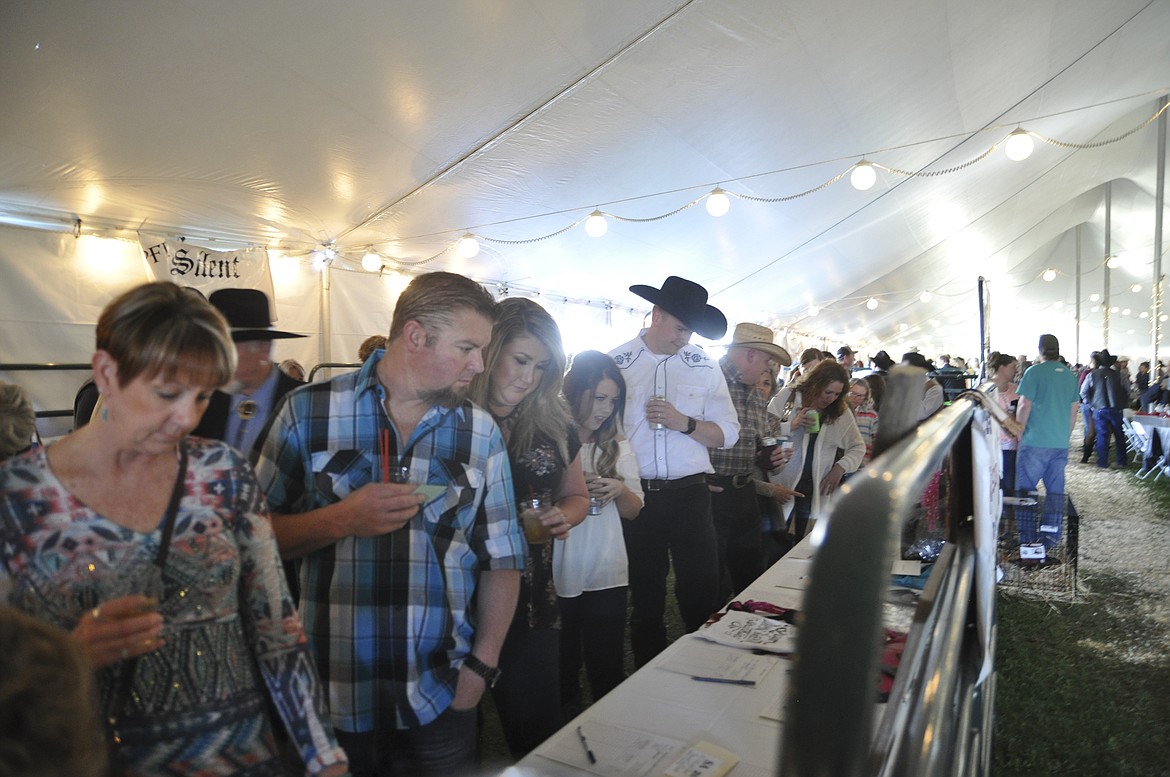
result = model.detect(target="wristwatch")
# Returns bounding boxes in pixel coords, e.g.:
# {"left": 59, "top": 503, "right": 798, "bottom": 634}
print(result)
{"left": 463, "top": 653, "right": 502, "bottom": 688}
{"left": 682, "top": 416, "right": 698, "bottom": 435}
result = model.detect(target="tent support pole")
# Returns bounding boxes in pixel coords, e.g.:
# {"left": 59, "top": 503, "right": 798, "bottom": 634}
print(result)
{"left": 1152, "top": 95, "right": 1166, "bottom": 367}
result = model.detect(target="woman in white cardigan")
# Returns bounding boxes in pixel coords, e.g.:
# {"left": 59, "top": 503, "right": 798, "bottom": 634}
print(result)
{"left": 768, "top": 360, "right": 865, "bottom": 541}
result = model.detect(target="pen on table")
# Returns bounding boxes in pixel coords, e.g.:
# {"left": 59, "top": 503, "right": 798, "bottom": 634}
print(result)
{"left": 576, "top": 725, "right": 597, "bottom": 764}
{"left": 691, "top": 676, "right": 757, "bottom": 686}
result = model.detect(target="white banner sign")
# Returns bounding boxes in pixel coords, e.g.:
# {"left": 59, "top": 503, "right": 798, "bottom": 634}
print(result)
{"left": 140, "top": 234, "right": 274, "bottom": 301}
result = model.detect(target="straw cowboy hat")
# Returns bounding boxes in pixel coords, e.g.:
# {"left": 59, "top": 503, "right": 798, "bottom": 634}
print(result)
{"left": 729, "top": 323, "right": 792, "bottom": 366}
{"left": 629, "top": 276, "right": 727, "bottom": 340}
{"left": 208, "top": 289, "right": 306, "bottom": 342}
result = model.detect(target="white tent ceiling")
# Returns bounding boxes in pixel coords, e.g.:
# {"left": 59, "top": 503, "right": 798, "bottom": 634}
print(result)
{"left": 3, "top": 0, "right": 1169, "bottom": 364}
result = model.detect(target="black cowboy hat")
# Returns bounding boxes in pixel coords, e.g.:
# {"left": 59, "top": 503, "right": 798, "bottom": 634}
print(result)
{"left": 209, "top": 289, "right": 306, "bottom": 342}
{"left": 871, "top": 350, "right": 894, "bottom": 370}
{"left": 629, "top": 276, "right": 727, "bottom": 340}
{"left": 1096, "top": 348, "right": 1117, "bottom": 367}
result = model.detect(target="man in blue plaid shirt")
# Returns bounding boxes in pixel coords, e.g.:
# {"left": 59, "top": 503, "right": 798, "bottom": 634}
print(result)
{"left": 254, "top": 271, "right": 525, "bottom": 776}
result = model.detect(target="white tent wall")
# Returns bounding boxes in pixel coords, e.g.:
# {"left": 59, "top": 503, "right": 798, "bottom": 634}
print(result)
{"left": 0, "top": 225, "right": 658, "bottom": 441}
{"left": 0, "top": 226, "right": 321, "bottom": 439}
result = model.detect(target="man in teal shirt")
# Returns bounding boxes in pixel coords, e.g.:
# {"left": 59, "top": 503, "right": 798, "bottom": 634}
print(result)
{"left": 1015, "top": 333, "right": 1080, "bottom": 546}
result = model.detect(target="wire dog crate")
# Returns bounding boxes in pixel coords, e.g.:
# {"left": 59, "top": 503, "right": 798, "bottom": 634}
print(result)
{"left": 997, "top": 492, "right": 1079, "bottom": 599}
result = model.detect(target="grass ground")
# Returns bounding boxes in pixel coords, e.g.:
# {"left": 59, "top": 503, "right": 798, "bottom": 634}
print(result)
{"left": 993, "top": 575, "right": 1170, "bottom": 775}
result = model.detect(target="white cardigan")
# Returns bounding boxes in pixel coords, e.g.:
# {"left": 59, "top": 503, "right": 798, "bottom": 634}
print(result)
{"left": 768, "top": 405, "right": 865, "bottom": 522}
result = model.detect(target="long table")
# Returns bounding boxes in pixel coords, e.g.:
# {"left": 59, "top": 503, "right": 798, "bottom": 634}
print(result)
{"left": 505, "top": 538, "right": 917, "bottom": 777}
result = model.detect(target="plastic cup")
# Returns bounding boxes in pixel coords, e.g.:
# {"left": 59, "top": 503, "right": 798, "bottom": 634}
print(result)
{"left": 518, "top": 498, "right": 551, "bottom": 543}
{"left": 587, "top": 496, "right": 603, "bottom": 515}
{"left": 807, "top": 409, "right": 820, "bottom": 433}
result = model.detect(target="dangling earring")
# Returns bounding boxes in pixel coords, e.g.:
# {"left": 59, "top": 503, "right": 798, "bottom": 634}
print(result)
{"left": 101, "top": 406, "right": 109, "bottom": 422}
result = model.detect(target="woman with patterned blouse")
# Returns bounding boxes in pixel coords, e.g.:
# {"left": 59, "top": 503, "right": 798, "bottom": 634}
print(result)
{"left": 467, "top": 297, "right": 589, "bottom": 759}
{"left": 0, "top": 282, "right": 347, "bottom": 777}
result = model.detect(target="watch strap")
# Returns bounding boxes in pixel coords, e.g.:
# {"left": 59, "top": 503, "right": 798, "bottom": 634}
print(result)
{"left": 682, "top": 416, "right": 698, "bottom": 435}
{"left": 463, "top": 653, "right": 501, "bottom": 687}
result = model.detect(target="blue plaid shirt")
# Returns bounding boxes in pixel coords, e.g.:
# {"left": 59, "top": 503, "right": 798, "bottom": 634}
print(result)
{"left": 253, "top": 352, "right": 525, "bottom": 732}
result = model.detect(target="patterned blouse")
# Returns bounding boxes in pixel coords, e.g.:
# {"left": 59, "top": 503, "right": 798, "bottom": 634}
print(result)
{"left": 0, "top": 439, "right": 345, "bottom": 777}
{"left": 507, "top": 424, "right": 581, "bottom": 630}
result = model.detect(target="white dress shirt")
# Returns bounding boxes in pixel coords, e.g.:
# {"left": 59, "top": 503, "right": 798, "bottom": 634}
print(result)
{"left": 609, "top": 331, "right": 740, "bottom": 481}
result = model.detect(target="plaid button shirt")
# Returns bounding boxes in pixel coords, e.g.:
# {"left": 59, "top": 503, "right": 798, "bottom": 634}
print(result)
{"left": 253, "top": 353, "right": 525, "bottom": 732}
{"left": 709, "top": 355, "right": 767, "bottom": 477}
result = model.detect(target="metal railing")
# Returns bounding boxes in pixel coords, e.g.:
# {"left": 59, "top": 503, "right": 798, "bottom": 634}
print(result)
{"left": 0, "top": 362, "right": 91, "bottom": 418}
{"left": 781, "top": 367, "right": 995, "bottom": 777}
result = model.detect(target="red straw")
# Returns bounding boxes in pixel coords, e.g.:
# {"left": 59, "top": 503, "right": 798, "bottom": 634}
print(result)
{"left": 381, "top": 429, "right": 390, "bottom": 483}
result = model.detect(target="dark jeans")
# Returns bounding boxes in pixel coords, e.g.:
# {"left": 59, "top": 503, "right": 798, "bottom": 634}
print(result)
{"left": 790, "top": 493, "right": 813, "bottom": 542}
{"left": 1081, "top": 405, "right": 1096, "bottom": 462}
{"left": 710, "top": 482, "right": 764, "bottom": 599}
{"left": 1001, "top": 449, "right": 1017, "bottom": 493}
{"left": 1094, "top": 407, "right": 1126, "bottom": 466}
{"left": 558, "top": 587, "right": 628, "bottom": 706}
{"left": 622, "top": 482, "right": 719, "bottom": 667}
{"left": 491, "top": 624, "right": 561, "bottom": 759}
{"left": 335, "top": 704, "right": 478, "bottom": 777}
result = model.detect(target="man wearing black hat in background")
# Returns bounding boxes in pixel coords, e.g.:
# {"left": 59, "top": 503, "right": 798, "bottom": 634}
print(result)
{"left": 193, "top": 288, "right": 306, "bottom": 457}
{"left": 870, "top": 350, "right": 894, "bottom": 376}
{"left": 1079, "top": 348, "right": 1128, "bottom": 469}
{"left": 195, "top": 289, "right": 307, "bottom": 603}
{"left": 609, "top": 276, "right": 740, "bottom": 666}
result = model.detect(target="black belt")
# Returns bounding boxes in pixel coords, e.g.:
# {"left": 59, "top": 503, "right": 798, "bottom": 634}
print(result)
{"left": 641, "top": 473, "right": 708, "bottom": 492}
{"left": 707, "top": 472, "right": 754, "bottom": 489}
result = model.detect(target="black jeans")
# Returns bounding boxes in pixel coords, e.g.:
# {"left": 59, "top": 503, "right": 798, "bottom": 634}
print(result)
{"left": 491, "top": 623, "right": 561, "bottom": 759}
{"left": 622, "top": 482, "right": 719, "bottom": 666}
{"left": 710, "top": 482, "right": 764, "bottom": 599}
{"left": 335, "top": 704, "right": 478, "bottom": 777}
{"left": 558, "top": 587, "right": 628, "bottom": 706}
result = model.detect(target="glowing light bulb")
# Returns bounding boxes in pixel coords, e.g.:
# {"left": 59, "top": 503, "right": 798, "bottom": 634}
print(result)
{"left": 584, "top": 210, "right": 608, "bottom": 237}
{"left": 1042, "top": 268, "right": 1056, "bottom": 282}
{"left": 850, "top": 161, "right": 876, "bottom": 191}
{"left": 1122, "top": 308, "right": 1132, "bottom": 316}
{"left": 1091, "top": 305, "right": 1100, "bottom": 313}
{"left": 807, "top": 304, "right": 820, "bottom": 317}
{"left": 1131, "top": 283, "right": 1142, "bottom": 293}
{"left": 1089, "top": 293, "right": 1100, "bottom": 302}
{"left": 1004, "top": 128, "right": 1034, "bottom": 161}
{"left": 457, "top": 234, "right": 480, "bottom": 258}
{"left": 705, "top": 188, "right": 731, "bottom": 217}
{"left": 361, "top": 251, "right": 382, "bottom": 272}
{"left": 919, "top": 290, "right": 932, "bottom": 303}
{"left": 866, "top": 297, "right": 879, "bottom": 310}
{"left": 1106, "top": 255, "right": 1121, "bottom": 269}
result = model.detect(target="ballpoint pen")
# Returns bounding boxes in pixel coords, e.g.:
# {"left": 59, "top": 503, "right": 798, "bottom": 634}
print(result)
{"left": 576, "top": 725, "right": 597, "bottom": 764}
{"left": 691, "top": 676, "right": 757, "bottom": 686}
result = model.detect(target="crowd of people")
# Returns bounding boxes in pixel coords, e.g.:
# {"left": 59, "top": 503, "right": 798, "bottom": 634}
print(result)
{"left": 3, "top": 269, "right": 1154, "bottom": 776}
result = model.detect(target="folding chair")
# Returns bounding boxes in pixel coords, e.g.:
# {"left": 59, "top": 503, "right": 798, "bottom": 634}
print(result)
{"left": 1123, "top": 418, "right": 1147, "bottom": 463}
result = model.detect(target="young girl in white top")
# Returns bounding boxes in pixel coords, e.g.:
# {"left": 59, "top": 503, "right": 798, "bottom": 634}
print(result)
{"left": 555, "top": 350, "right": 644, "bottom": 711}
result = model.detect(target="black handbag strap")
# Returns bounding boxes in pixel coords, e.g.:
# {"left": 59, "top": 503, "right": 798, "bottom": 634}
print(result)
{"left": 107, "top": 441, "right": 188, "bottom": 725}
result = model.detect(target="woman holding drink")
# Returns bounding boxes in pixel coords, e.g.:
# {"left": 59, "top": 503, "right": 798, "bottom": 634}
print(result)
{"left": 987, "top": 352, "right": 1021, "bottom": 492}
{"left": 0, "top": 282, "right": 347, "bottom": 776}
{"left": 767, "top": 360, "right": 865, "bottom": 542}
{"left": 555, "top": 351, "right": 643, "bottom": 713}
{"left": 468, "top": 297, "right": 589, "bottom": 758}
